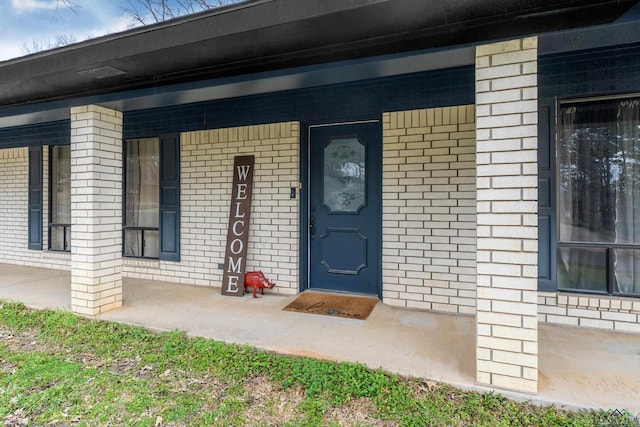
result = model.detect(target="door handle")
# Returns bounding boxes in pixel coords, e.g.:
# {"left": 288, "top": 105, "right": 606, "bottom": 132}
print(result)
{"left": 309, "top": 216, "right": 316, "bottom": 239}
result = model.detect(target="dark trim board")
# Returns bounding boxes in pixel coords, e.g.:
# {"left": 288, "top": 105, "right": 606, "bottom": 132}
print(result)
{"left": 540, "top": 42, "right": 640, "bottom": 101}
{"left": 124, "top": 67, "right": 475, "bottom": 139}
{"left": 0, "top": 121, "right": 70, "bottom": 150}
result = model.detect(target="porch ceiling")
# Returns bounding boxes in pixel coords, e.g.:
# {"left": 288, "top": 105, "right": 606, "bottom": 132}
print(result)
{"left": 0, "top": 0, "right": 637, "bottom": 116}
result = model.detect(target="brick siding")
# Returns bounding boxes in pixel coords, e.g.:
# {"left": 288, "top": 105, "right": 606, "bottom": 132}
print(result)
{"left": 475, "top": 37, "right": 539, "bottom": 394}
{"left": 70, "top": 105, "right": 123, "bottom": 315}
{"left": 539, "top": 293, "right": 640, "bottom": 333}
{"left": 0, "top": 147, "right": 70, "bottom": 269}
{"left": 382, "top": 106, "right": 477, "bottom": 314}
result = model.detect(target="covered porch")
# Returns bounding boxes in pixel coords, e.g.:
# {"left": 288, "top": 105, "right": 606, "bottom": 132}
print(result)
{"left": 2, "top": 262, "right": 639, "bottom": 413}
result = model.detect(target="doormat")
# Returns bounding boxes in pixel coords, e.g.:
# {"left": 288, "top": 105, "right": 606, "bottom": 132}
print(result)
{"left": 283, "top": 292, "right": 378, "bottom": 320}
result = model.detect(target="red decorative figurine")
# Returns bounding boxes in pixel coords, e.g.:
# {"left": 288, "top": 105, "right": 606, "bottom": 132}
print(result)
{"left": 244, "top": 271, "right": 276, "bottom": 298}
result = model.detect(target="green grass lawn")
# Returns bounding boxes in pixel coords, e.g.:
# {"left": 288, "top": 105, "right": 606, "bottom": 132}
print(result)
{"left": 0, "top": 301, "right": 614, "bottom": 426}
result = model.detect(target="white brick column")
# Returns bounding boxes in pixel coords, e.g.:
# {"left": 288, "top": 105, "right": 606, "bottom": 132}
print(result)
{"left": 475, "top": 38, "right": 539, "bottom": 394}
{"left": 70, "top": 105, "right": 123, "bottom": 315}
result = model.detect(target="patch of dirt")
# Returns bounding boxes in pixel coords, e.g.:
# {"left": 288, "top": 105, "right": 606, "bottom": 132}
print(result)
{"left": 0, "top": 327, "right": 42, "bottom": 353}
{"left": 324, "top": 398, "right": 398, "bottom": 427}
{"left": 243, "top": 376, "right": 305, "bottom": 425}
{"left": 151, "top": 367, "right": 226, "bottom": 400}
{"left": 1, "top": 408, "right": 29, "bottom": 426}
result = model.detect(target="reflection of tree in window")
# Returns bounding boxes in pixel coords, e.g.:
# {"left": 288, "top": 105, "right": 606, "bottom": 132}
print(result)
{"left": 558, "top": 98, "right": 640, "bottom": 295}
{"left": 125, "top": 139, "right": 160, "bottom": 258}
{"left": 50, "top": 145, "right": 71, "bottom": 251}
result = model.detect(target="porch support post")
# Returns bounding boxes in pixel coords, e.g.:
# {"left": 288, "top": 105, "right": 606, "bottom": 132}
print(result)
{"left": 475, "top": 37, "right": 539, "bottom": 394}
{"left": 70, "top": 105, "right": 123, "bottom": 316}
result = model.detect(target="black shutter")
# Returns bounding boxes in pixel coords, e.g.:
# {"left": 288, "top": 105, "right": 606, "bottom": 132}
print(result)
{"left": 28, "top": 146, "right": 43, "bottom": 250}
{"left": 159, "top": 134, "right": 180, "bottom": 261}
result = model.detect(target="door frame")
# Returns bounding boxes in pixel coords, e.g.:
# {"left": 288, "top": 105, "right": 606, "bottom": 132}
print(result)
{"left": 300, "top": 119, "right": 383, "bottom": 298}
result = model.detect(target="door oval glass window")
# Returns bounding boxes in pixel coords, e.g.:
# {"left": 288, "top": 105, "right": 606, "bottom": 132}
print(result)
{"left": 323, "top": 137, "right": 366, "bottom": 213}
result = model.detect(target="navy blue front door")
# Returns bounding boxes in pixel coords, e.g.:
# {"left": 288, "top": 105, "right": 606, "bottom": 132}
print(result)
{"left": 308, "top": 121, "right": 381, "bottom": 296}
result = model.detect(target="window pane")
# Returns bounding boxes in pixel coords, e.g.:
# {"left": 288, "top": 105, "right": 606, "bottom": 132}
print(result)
{"left": 50, "top": 145, "right": 70, "bottom": 252}
{"left": 50, "top": 226, "right": 66, "bottom": 252}
{"left": 323, "top": 138, "right": 366, "bottom": 213}
{"left": 123, "top": 229, "right": 159, "bottom": 258}
{"left": 126, "top": 139, "right": 159, "bottom": 228}
{"left": 557, "top": 247, "right": 607, "bottom": 292}
{"left": 65, "top": 227, "right": 71, "bottom": 252}
{"left": 558, "top": 99, "right": 640, "bottom": 244}
{"left": 614, "top": 248, "right": 640, "bottom": 295}
{"left": 51, "top": 145, "right": 71, "bottom": 225}
{"left": 559, "top": 104, "right": 617, "bottom": 243}
{"left": 124, "top": 229, "right": 142, "bottom": 257}
{"left": 614, "top": 100, "right": 640, "bottom": 245}
{"left": 144, "top": 230, "right": 159, "bottom": 259}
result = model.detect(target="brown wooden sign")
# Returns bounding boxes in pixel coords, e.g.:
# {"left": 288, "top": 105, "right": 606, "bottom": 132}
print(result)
{"left": 221, "top": 155, "right": 255, "bottom": 296}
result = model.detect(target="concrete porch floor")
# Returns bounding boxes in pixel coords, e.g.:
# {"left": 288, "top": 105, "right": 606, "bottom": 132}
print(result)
{"left": 1, "top": 263, "right": 639, "bottom": 413}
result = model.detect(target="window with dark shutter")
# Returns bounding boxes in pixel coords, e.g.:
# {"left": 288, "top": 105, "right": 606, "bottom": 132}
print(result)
{"left": 123, "top": 135, "right": 180, "bottom": 261}
{"left": 28, "top": 146, "right": 43, "bottom": 250}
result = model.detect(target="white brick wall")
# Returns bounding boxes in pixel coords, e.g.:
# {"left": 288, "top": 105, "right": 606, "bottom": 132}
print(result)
{"left": 539, "top": 293, "right": 640, "bottom": 333}
{"left": 475, "top": 37, "right": 539, "bottom": 394}
{"left": 0, "top": 147, "right": 70, "bottom": 269}
{"left": 70, "top": 105, "right": 123, "bottom": 315}
{"left": 124, "top": 122, "right": 300, "bottom": 295}
{"left": 382, "top": 106, "right": 476, "bottom": 314}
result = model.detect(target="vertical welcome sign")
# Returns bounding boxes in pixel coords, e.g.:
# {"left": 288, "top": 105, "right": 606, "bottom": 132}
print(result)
{"left": 221, "top": 155, "right": 255, "bottom": 296}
